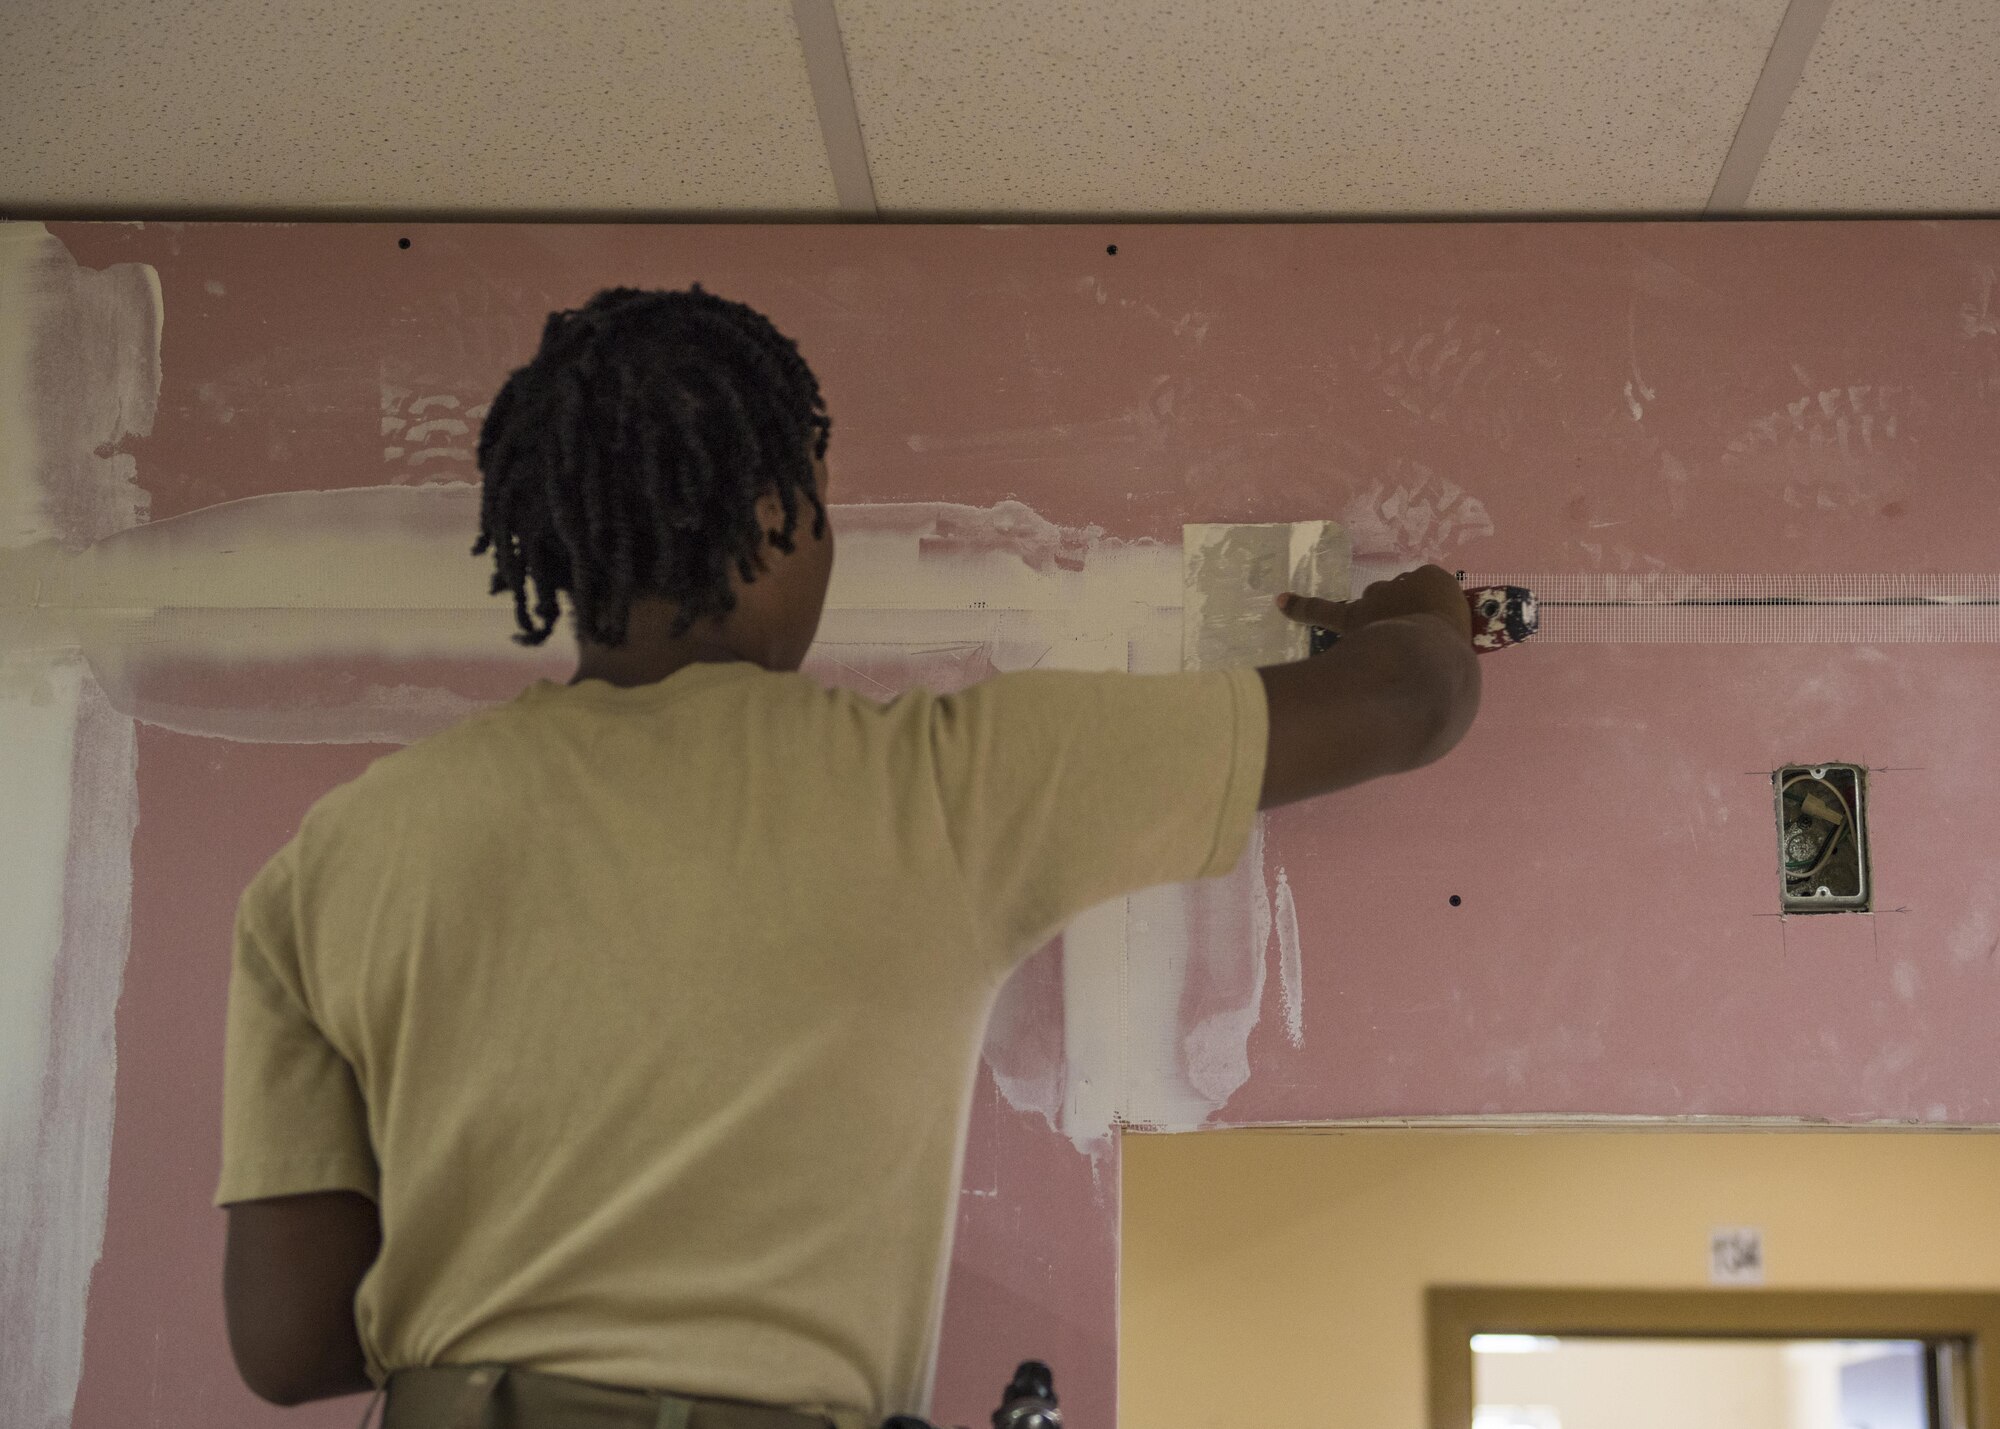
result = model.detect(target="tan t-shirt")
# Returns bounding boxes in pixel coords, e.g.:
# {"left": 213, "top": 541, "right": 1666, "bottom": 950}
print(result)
{"left": 215, "top": 662, "right": 1268, "bottom": 1421}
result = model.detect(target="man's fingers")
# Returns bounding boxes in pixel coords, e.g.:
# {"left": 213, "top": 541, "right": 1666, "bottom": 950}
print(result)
{"left": 1275, "top": 592, "right": 1347, "bottom": 631}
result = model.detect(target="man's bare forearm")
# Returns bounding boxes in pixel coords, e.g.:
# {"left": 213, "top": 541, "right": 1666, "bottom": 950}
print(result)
{"left": 1376, "top": 611, "right": 1482, "bottom": 769}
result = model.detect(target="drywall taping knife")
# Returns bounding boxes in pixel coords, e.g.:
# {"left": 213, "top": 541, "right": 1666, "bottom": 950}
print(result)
{"left": 1308, "top": 583, "right": 1541, "bottom": 656}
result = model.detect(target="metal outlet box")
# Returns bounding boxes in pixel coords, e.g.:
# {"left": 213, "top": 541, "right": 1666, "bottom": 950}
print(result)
{"left": 1774, "top": 764, "right": 1869, "bottom": 913}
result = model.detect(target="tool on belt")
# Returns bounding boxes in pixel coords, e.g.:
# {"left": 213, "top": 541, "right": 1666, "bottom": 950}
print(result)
{"left": 884, "top": 1358, "right": 1061, "bottom": 1429}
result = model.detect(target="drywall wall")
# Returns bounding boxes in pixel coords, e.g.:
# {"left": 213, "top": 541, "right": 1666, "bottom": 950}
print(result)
{"left": 1121, "top": 1128, "right": 2000, "bottom": 1429}
{"left": 3, "top": 218, "right": 1999, "bottom": 1429}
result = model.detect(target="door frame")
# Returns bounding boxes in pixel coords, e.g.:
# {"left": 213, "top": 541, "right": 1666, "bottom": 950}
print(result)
{"left": 1428, "top": 1286, "right": 2000, "bottom": 1428}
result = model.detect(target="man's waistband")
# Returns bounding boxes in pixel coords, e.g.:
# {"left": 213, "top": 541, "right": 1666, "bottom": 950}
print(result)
{"left": 373, "top": 1363, "right": 887, "bottom": 1429}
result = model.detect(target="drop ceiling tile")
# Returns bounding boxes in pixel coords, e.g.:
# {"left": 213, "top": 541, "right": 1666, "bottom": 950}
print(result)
{"left": 838, "top": 0, "right": 1791, "bottom": 214}
{"left": 1750, "top": 0, "right": 2000, "bottom": 211}
{"left": 0, "top": 0, "right": 834, "bottom": 212}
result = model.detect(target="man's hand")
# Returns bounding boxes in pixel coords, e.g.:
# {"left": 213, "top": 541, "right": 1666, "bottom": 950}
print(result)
{"left": 1274, "top": 564, "right": 1473, "bottom": 648}
{"left": 1255, "top": 563, "right": 1482, "bottom": 810}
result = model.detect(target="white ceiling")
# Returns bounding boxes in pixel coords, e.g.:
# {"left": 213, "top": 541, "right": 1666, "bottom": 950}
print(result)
{"left": 0, "top": 0, "right": 1994, "bottom": 218}
{"left": 1748, "top": 0, "right": 2000, "bottom": 211}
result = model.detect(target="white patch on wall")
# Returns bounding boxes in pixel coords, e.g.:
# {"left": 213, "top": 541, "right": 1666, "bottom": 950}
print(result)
{"left": 1119, "top": 825, "right": 1270, "bottom": 1128}
{"left": 379, "top": 379, "right": 485, "bottom": 480}
{"left": 1182, "top": 821, "right": 1273, "bottom": 1105}
{"left": 0, "top": 222, "right": 153, "bottom": 1429}
{"left": 0, "top": 222, "right": 159, "bottom": 550}
{"left": 1721, "top": 382, "right": 1916, "bottom": 514}
{"left": 0, "top": 659, "right": 137, "bottom": 1429}
{"left": 6, "top": 473, "right": 1317, "bottom": 1180}
{"left": 824, "top": 507, "right": 1323, "bottom": 1150}
{"left": 1949, "top": 904, "right": 1997, "bottom": 966}
{"left": 1274, "top": 867, "right": 1305, "bottom": 1048}
{"left": 1340, "top": 461, "right": 1494, "bottom": 562}
{"left": 1181, "top": 519, "right": 1351, "bottom": 671}
{"left": 0, "top": 661, "right": 84, "bottom": 1201}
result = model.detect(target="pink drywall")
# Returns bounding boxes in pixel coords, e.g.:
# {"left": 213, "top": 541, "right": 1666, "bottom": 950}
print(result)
{"left": 36, "top": 220, "right": 2000, "bottom": 1429}
{"left": 68, "top": 734, "right": 382, "bottom": 1429}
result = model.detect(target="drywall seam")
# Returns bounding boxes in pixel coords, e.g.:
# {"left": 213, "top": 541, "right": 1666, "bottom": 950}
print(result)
{"left": 0, "top": 659, "right": 135, "bottom": 1429}
{"left": 0, "top": 657, "right": 83, "bottom": 1429}
{"left": 1, "top": 488, "right": 1194, "bottom": 735}
{"left": 1458, "top": 571, "right": 2000, "bottom": 642}
{"left": 0, "top": 660, "right": 82, "bottom": 1208}
{"left": 3, "top": 480, "right": 1303, "bottom": 1153}
{"left": 0, "top": 221, "right": 156, "bottom": 1429}
{"left": 2, "top": 487, "right": 1173, "bottom": 619}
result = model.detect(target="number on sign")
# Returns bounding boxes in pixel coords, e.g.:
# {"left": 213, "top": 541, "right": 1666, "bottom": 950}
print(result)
{"left": 1710, "top": 1226, "right": 1765, "bottom": 1285}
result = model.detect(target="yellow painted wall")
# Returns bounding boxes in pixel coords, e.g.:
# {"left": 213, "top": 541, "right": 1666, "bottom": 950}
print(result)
{"left": 1119, "top": 1129, "right": 2000, "bottom": 1429}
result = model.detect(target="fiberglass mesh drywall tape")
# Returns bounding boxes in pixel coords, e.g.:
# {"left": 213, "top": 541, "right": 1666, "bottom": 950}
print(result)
{"left": 1455, "top": 574, "right": 2000, "bottom": 643}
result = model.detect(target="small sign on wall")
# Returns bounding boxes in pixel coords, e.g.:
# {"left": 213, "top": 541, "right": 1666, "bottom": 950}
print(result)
{"left": 1710, "top": 1226, "right": 1765, "bottom": 1285}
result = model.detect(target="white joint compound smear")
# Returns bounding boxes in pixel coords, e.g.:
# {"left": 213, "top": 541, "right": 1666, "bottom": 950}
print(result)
{"left": 1182, "top": 520, "right": 1351, "bottom": 671}
{"left": 3, "top": 487, "right": 1186, "bottom": 739}
{"left": 1184, "top": 818, "right": 1275, "bottom": 1104}
{"left": 2, "top": 482, "right": 546, "bottom": 743}
{"left": 2, "top": 385, "right": 1302, "bottom": 1241}
{"left": 0, "top": 223, "right": 159, "bottom": 550}
{"left": 0, "top": 661, "right": 84, "bottom": 1232}
{"left": 3, "top": 473, "right": 1304, "bottom": 1158}
{"left": 1274, "top": 867, "right": 1304, "bottom": 1048}
{"left": 0, "top": 222, "right": 152, "bottom": 1429}
{"left": 816, "top": 519, "right": 1295, "bottom": 1152}
{"left": 1120, "top": 819, "right": 1274, "bottom": 1124}
{"left": 980, "top": 944, "right": 1065, "bottom": 1133}
{"left": 0, "top": 659, "right": 136, "bottom": 1429}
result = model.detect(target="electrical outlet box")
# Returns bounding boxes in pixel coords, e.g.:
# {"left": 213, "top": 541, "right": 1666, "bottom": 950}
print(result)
{"left": 1774, "top": 764, "right": 1869, "bottom": 913}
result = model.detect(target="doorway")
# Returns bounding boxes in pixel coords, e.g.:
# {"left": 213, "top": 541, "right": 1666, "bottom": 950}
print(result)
{"left": 1119, "top": 1129, "right": 2000, "bottom": 1429}
{"left": 1429, "top": 1288, "right": 1997, "bottom": 1428}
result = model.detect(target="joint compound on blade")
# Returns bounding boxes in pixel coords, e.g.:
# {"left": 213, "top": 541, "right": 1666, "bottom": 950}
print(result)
{"left": 1181, "top": 521, "right": 1351, "bottom": 671}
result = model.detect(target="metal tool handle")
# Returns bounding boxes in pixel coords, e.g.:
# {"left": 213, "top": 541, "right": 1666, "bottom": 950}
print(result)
{"left": 1308, "top": 583, "right": 1539, "bottom": 656}
{"left": 991, "top": 1360, "right": 1062, "bottom": 1429}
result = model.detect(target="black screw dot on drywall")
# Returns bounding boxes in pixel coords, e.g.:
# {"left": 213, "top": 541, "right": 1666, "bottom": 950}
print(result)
{"left": 398, "top": 237, "right": 411, "bottom": 250}
{"left": 1449, "top": 895, "right": 1462, "bottom": 907}
{"left": 1106, "top": 244, "right": 1117, "bottom": 255}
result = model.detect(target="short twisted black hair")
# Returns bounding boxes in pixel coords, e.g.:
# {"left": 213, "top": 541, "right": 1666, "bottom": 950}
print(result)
{"left": 473, "top": 284, "right": 831, "bottom": 647}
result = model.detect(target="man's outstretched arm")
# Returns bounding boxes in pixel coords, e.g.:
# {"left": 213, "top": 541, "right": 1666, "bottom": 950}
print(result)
{"left": 1257, "top": 565, "right": 1482, "bottom": 810}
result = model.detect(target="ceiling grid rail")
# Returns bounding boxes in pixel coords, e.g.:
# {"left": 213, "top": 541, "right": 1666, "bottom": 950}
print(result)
{"left": 1707, "top": 0, "right": 1837, "bottom": 211}
{"left": 791, "top": 0, "right": 879, "bottom": 216}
